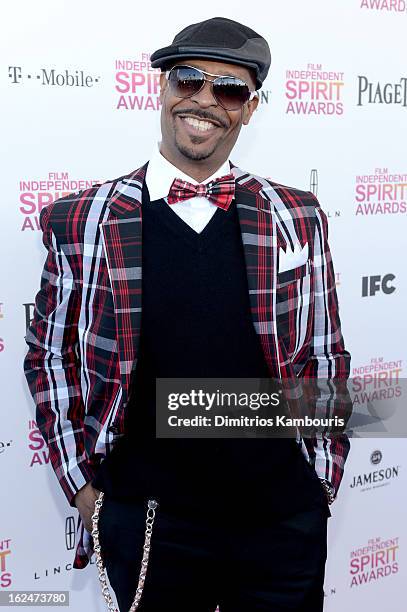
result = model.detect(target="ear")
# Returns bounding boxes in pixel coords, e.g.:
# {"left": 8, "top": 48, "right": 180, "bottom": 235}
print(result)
{"left": 242, "top": 95, "right": 259, "bottom": 126}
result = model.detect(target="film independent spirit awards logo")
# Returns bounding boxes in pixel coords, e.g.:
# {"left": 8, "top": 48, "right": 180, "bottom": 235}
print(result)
{"left": 285, "top": 62, "right": 344, "bottom": 116}
{"left": 354, "top": 167, "right": 407, "bottom": 216}
{"left": 0, "top": 538, "right": 12, "bottom": 588}
{"left": 349, "top": 534, "right": 399, "bottom": 587}
{"left": 18, "top": 172, "right": 102, "bottom": 232}
{"left": 351, "top": 354, "right": 403, "bottom": 405}
{"left": 360, "top": 0, "right": 407, "bottom": 11}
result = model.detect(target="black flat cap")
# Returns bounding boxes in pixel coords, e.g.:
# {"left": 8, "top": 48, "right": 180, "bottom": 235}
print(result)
{"left": 150, "top": 17, "right": 271, "bottom": 90}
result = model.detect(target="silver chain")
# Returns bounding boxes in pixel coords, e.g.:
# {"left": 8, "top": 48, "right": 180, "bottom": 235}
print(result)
{"left": 91, "top": 491, "right": 158, "bottom": 611}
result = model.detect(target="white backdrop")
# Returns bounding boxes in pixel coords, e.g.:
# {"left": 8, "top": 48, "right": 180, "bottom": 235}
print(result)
{"left": 1, "top": 1, "right": 406, "bottom": 610}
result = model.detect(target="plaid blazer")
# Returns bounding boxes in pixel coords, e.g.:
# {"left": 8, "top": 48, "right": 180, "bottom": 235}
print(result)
{"left": 24, "top": 162, "right": 351, "bottom": 570}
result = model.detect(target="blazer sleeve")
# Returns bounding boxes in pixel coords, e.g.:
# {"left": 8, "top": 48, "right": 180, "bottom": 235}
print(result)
{"left": 294, "top": 197, "right": 352, "bottom": 500}
{"left": 23, "top": 203, "right": 96, "bottom": 507}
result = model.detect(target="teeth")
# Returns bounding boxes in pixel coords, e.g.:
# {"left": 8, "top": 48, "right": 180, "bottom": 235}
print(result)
{"left": 183, "top": 117, "right": 214, "bottom": 131}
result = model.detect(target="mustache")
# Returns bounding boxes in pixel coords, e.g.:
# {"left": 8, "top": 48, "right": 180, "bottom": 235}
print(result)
{"left": 173, "top": 108, "right": 229, "bottom": 129}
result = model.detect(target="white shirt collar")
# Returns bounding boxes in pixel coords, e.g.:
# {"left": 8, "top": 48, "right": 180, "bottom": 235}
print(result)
{"left": 145, "top": 142, "right": 232, "bottom": 202}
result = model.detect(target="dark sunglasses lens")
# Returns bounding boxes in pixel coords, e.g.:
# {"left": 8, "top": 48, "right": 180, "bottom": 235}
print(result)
{"left": 213, "top": 78, "right": 251, "bottom": 110}
{"left": 169, "top": 67, "right": 204, "bottom": 98}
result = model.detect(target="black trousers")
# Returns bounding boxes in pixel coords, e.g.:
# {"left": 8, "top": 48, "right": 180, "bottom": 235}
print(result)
{"left": 98, "top": 490, "right": 329, "bottom": 612}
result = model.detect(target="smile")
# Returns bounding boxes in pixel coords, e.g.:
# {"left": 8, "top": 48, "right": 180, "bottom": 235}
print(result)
{"left": 177, "top": 114, "right": 221, "bottom": 136}
{"left": 183, "top": 117, "right": 214, "bottom": 131}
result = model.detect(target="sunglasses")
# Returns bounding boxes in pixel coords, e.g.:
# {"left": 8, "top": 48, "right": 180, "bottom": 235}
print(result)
{"left": 165, "top": 64, "right": 258, "bottom": 111}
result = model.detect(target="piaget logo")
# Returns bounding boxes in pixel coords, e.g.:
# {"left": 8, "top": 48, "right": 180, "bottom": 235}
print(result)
{"left": 285, "top": 63, "right": 344, "bottom": 115}
{"left": 357, "top": 76, "right": 407, "bottom": 107}
{"left": 115, "top": 54, "right": 161, "bottom": 111}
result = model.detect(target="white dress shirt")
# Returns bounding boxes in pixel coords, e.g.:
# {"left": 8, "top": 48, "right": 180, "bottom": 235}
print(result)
{"left": 145, "top": 143, "right": 232, "bottom": 234}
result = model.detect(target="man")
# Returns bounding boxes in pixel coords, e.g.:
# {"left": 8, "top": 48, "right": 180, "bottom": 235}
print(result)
{"left": 24, "top": 16, "right": 351, "bottom": 612}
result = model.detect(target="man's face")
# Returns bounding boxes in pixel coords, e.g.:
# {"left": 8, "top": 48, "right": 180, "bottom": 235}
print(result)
{"left": 159, "top": 58, "right": 259, "bottom": 164}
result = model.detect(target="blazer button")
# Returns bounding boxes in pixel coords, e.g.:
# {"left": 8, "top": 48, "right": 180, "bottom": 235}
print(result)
{"left": 108, "top": 425, "right": 119, "bottom": 434}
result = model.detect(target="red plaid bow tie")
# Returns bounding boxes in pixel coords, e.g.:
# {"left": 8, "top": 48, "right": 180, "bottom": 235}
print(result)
{"left": 167, "top": 173, "right": 235, "bottom": 210}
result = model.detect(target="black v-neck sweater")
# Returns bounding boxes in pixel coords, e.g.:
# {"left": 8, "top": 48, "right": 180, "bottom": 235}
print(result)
{"left": 92, "top": 187, "right": 329, "bottom": 518}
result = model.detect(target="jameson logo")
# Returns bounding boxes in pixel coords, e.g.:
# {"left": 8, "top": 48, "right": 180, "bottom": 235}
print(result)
{"left": 350, "top": 537, "right": 399, "bottom": 587}
{"left": 8, "top": 66, "right": 100, "bottom": 87}
{"left": 360, "top": 0, "right": 407, "bottom": 10}
{"left": 371, "top": 449, "right": 382, "bottom": 464}
{"left": 349, "top": 466, "right": 400, "bottom": 489}
{"left": 357, "top": 76, "right": 407, "bottom": 106}
{"left": 355, "top": 167, "right": 407, "bottom": 215}
{"left": 349, "top": 450, "right": 400, "bottom": 492}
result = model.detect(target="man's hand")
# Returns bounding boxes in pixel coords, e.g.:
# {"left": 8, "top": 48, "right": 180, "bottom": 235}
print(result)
{"left": 73, "top": 482, "right": 101, "bottom": 533}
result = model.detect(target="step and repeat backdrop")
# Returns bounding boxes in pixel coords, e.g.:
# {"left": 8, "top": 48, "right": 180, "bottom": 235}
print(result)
{"left": 1, "top": 0, "right": 406, "bottom": 610}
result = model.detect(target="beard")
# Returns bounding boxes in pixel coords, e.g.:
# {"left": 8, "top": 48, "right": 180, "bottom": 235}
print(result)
{"left": 175, "top": 136, "right": 219, "bottom": 161}
{"left": 172, "top": 112, "right": 227, "bottom": 161}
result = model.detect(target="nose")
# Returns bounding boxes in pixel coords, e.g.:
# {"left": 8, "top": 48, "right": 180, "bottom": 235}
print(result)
{"left": 189, "top": 78, "right": 218, "bottom": 108}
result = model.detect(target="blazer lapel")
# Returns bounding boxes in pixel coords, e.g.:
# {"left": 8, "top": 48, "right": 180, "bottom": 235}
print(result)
{"left": 231, "top": 164, "right": 288, "bottom": 378}
{"left": 101, "top": 160, "right": 294, "bottom": 406}
{"left": 100, "top": 163, "right": 148, "bottom": 406}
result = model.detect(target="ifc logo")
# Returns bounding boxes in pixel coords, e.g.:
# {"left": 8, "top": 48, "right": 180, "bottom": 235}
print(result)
{"left": 370, "top": 450, "right": 382, "bottom": 465}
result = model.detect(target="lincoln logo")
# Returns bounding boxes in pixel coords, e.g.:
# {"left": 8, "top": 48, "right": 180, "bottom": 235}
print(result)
{"left": 65, "top": 516, "right": 76, "bottom": 551}
{"left": 310, "top": 169, "right": 318, "bottom": 196}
